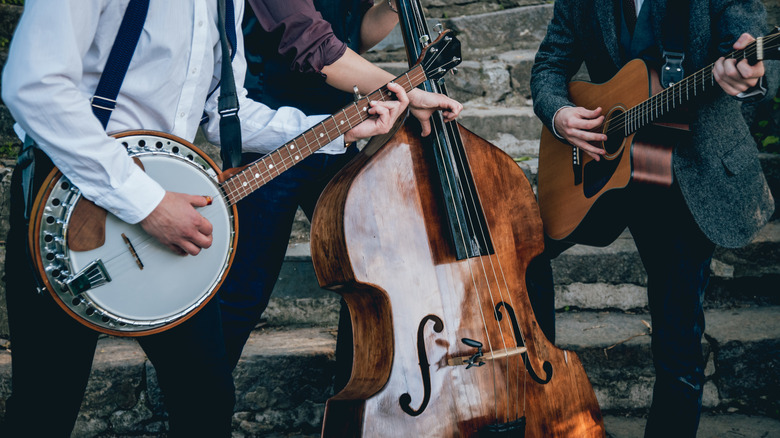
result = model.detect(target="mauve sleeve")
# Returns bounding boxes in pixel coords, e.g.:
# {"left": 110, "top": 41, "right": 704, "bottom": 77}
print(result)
{"left": 247, "top": 0, "right": 347, "bottom": 74}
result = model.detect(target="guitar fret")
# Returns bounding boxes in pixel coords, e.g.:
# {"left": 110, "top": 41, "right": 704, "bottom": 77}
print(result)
{"left": 302, "top": 129, "right": 318, "bottom": 153}
{"left": 218, "top": 52, "right": 454, "bottom": 205}
{"left": 289, "top": 140, "right": 302, "bottom": 163}
{"left": 251, "top": 162, "right": 267, "bottom": 186}
{"left": 341, "top": 108, "right": 354, "bottom": 129}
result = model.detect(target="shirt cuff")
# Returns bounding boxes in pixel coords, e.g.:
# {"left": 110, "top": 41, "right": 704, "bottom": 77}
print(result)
{"left": 551, "top": 105, "right": 574, "bottom": 140}
{"left": 734, "top": 76, "right": 768, "bottom": 102}
{"left": 94, "top": 166, "right": 166, "bottom": 224}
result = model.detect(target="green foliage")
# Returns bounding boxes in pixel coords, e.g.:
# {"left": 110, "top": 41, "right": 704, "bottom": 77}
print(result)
{"left": 0, "top": 140, "right": 20, "bottom": 159}
{"left": 0, "top": 0, "right": 24, "bottom": 5}
{"left": 753, "top": 95, "right": 780, "bottom": 154}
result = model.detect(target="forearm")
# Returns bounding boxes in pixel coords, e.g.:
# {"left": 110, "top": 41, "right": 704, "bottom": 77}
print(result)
{"left": 359, "top": 0, "right": 399, "bottom": 52}
{"left": 321, "top": 48, "right": 396, "bottom": 94}
{"left": 530, "top": 0, "right": 582, "bottom": 130}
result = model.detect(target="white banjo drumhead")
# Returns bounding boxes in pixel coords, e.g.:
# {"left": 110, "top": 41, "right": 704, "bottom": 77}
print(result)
{"left": 66, "top": 153, "right": 233, "bottom": 322}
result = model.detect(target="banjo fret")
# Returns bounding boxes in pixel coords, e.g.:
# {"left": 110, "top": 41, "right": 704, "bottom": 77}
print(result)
{"left": 31, "top": 45, "right": 451, "bottom": 334}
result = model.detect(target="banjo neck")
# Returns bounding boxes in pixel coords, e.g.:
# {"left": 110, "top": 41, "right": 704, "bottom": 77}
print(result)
{"left": 218, "top": 66, "right": 427, "bottom": 206}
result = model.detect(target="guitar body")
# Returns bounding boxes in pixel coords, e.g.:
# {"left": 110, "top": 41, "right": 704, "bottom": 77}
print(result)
{"left": 311, "top": 124, "right": 604, "bottom": 437}
{"left": 28, "top": 131, "right": 238, "bottom": 336}
{"left": 537, "top": 59, "right": 681, "bottom": 246}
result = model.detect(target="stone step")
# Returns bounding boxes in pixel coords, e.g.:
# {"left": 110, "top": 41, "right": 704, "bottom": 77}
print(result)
{"left": 369, "top": 4, "right": 553, "bottom": 60}
{"left": 375, "top": 48, "right": 538, "bottom": 105}
{"left": 2, "top": 306, "right": 777, "bottom": 437}
{"left": 265, "top": 215, "right": 779, "bottom": 327}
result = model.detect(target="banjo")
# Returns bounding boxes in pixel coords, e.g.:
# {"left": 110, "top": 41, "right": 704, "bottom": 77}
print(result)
{"left": 28, "top": 32, "right": 462, "bottom": 336}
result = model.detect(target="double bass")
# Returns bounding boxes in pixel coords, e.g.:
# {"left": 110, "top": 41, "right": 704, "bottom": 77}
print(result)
{"left": 310, "top": 1, "right": 605, "bottom": 435}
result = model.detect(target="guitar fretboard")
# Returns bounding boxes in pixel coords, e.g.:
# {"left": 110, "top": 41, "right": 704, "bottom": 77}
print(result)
{"left": 613, "top": 32, "right": 780, "bottom": 137}
{"left": 220, "top": 65, "right": 426, "bottom": 206}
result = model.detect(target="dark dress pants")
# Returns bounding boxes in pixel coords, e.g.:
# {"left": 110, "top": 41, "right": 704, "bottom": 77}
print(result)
{"left": 1, "top": 151, "right": 235, "bottom": 437}
{"left": 526, "top": 181, "right": 713, "bottom": 438}
{"left": 218, "top": 146, "right": 358, "bottom": 383}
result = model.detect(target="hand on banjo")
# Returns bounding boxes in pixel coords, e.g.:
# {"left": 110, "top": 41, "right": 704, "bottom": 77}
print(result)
{"left": 140, "top": 191, "right": 214, "bottom": 256}
{"left": 344, "top": 81, "right": 409, "bottom": 143}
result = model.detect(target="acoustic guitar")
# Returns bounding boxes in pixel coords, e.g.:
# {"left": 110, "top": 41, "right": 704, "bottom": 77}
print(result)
{"left": 537, "top": 27, "right": 779, "bottom": 247}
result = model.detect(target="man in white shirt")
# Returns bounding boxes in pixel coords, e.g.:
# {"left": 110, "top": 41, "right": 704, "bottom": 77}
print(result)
{"left": 0, "top": 1, "right": 413, "bottom": 436}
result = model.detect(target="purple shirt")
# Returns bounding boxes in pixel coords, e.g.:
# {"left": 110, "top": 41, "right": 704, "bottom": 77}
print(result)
{"left": 247, "top": 0, "right": 374, "bottom": 75}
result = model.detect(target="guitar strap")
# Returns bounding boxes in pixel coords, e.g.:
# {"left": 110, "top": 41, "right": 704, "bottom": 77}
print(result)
{"left": 17, "top": 0, "right": 150, "bottom": 219}
{"left": 660, "top": 0, "right": 690, "bottom": 87}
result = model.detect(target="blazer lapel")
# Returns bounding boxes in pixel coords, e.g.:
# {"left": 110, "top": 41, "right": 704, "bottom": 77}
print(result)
{"left": 650, "top": 0, "right": 666, "bottom": 55}
{"left": 596, "top": 0, "right": 622, "bottom": 69}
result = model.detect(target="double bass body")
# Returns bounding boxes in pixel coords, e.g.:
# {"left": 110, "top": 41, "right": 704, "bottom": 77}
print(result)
{"left": 310, "top": 120, "right": 605, "bottom": 436}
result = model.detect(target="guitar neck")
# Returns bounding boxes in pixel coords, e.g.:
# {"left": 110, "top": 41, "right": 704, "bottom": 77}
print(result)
{"left": 620, "top": 31, "right": 779, "bottom": 136}
{"left": 220, "top": 65, "right": 426, "bottom": 205}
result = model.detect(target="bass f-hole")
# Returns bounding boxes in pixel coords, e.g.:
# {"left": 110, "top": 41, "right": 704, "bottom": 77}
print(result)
{"left": 495, "top": 302, "right": 553, "bottom": 385}
{"left": 399, "top": 314, "right": 444, "bottom": 416}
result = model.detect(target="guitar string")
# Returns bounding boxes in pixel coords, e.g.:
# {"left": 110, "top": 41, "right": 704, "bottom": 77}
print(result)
{"left": 399, "top": 1, "right": 471, "bottom": 428}
{"left": 221, "top": 70, "right": 425, "bottom": 205}
{"left": 413, "top": 27, "right": 529, "bottom": 426}
{"left": 83, "top": 87, "right": 403, "bottom": 272}
{"left": 56, "top": 69, "right": 427, "bottom": 311}
{"left": 440, "top": 77, "right": 537, "bottom": 423}
{"left": 613, "top": 36, "right": 779, "bottom": 134}
{"left": 396, "top": 4, "right": 506, "bottom": 423}
{"left": 404, "top": 13, "right": 539, "bottom": 425}
{"left": 602, "top": 35, "right": 779, "bottom": 137}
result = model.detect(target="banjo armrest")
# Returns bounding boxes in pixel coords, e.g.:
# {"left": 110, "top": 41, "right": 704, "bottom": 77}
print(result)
{"left": 67, "top": 157, "right": 145, "bottom": 252}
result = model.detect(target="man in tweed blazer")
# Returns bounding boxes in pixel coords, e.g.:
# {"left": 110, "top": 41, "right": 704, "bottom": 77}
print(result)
{"left": 529, "top": 0, "right": 778, "bottom": 436}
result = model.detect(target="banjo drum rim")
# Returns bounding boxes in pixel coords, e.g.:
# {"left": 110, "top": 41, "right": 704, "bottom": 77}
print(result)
{"left": 28, "top": 130, "right": 239, "bottom": 337}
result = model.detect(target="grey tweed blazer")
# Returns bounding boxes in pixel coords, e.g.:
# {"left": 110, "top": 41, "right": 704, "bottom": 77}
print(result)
{"left": 530, "top": 0, "right": 779, "bottom": 248}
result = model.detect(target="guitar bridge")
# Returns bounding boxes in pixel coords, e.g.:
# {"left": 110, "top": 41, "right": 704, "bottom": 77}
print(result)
{"left": 64, "top": 260, "right": 112, "bottom": 296}
{"left": 572, "top": 146, "right": 582, "bottom": 185}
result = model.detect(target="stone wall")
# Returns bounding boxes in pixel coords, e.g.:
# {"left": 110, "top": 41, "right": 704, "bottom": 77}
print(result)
{"left": 0, "top": 0, "right": 778, "bottom": 338}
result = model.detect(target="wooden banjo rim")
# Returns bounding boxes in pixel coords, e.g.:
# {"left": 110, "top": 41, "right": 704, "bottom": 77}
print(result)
{"left": 27, "top": 130, "right": 240, "bottom": 337}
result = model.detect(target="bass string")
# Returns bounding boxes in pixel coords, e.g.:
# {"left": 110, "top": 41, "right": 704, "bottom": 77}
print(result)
{"left": 397, "top": 0, "right": 489, "bottom": 423}
{"left": 420, "top": 50, "right": 530, "bottom": 428}
{"left": 400, "top": 0, "right": 533, "bottom": 425}
{"left": 439, "top": 110, "right": 530, "bottom": 423}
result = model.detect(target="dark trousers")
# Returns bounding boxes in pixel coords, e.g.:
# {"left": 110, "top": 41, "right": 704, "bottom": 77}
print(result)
{"left": 526, "top": 181, "right": 714, "bottom": 438}
{"left": 218, "top": 146, "right": 358, "bottom": 381}
{"left": 1, "top": 153, "right": 235, "bottom": 437}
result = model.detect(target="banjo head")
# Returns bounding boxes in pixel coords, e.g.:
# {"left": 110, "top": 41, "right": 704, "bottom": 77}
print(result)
{"left": 31, "top": 132, "right": 237, "bottom": 336}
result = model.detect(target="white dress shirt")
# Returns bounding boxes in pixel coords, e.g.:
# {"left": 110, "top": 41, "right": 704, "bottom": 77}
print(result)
{"left": 2, "top": 0, "right": 346, "bottom": 224}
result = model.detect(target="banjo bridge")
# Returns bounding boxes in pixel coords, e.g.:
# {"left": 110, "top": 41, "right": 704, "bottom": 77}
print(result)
{"left": 64, "top": 259, "right": 112, "bottom": 296}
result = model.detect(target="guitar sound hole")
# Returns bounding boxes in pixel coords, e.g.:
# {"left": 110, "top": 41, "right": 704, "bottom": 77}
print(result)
{"left": 603, "top": 109, "right": 624, "bottom": 155}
